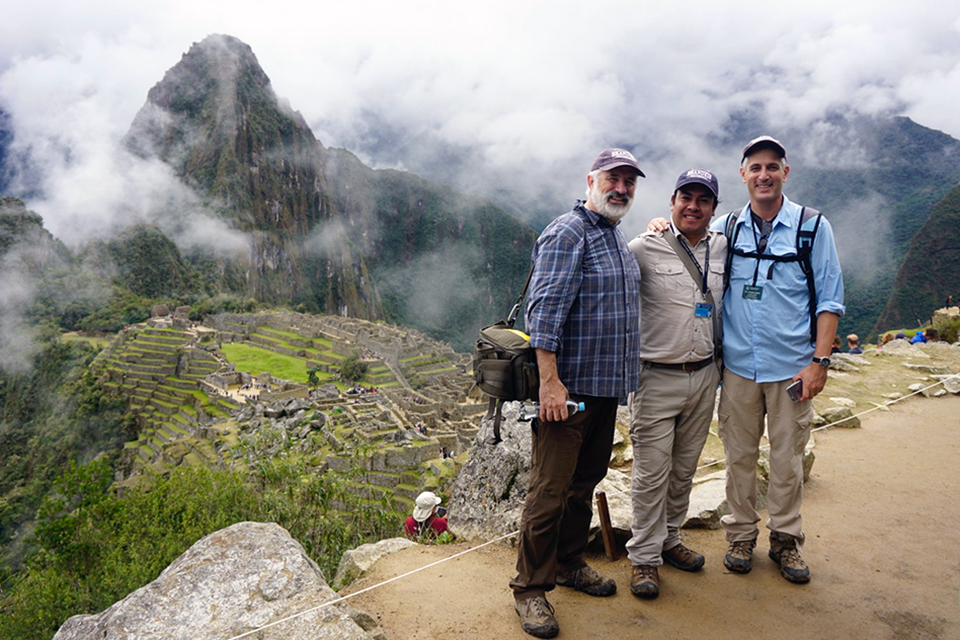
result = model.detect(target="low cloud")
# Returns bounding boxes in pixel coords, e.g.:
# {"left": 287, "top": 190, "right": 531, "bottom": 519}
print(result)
{"left": 0, "top": 255, "right": 40, "bottom": 374}
{"left": 0, "top": 2, "right": 958, "bottom": 349}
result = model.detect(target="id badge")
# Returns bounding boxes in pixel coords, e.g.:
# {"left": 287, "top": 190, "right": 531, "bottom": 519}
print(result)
{"left": 742, "top": 284, "right": 764, "bottom": 300}
{"left": 695, "top": 302, "right": 713, "bottom": 318}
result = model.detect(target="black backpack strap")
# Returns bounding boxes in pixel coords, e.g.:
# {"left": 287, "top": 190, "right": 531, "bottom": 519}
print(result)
{"left": 722, "top": 208, "right": 744, "bottom": 292}
{"left": 725, "top": 205, "right": 824, "bottom": 344}
{"left": 796, "top": 207, "right": 822, "bottom": 343}
{"left": 506, "top": 264, "right": 536, "bottom": 328}
{"left": 482, "top": 396, "right": 505, "bottom": 444}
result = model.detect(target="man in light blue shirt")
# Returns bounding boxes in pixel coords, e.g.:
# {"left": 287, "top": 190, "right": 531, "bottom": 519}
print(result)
{"left": 713, "top": 136, "right": 844, "bottom": 585}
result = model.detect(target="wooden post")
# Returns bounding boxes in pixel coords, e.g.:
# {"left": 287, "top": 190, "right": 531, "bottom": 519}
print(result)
{"left": 595, "top": 490, "right": 618, "bottom": 561}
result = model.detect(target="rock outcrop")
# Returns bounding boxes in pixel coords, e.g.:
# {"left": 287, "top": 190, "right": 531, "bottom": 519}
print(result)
{"left": 333, "top": 537, "right": 416, "bottom": 590}
{"left": 447, "top": 402, "right": 532, "bottom": 541}
{"left": 53, "top": 522, "right": 386, "bottom": 640}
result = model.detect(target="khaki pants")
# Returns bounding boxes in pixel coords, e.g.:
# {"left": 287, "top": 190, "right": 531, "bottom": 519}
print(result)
{"left": 717, "top": 370, "right": 813, "bottom": 543}
{"left": 625, "top": 363, "right": 720, "bottom": 566}
{"left": 510, "top": 396, "right": 619, "bottom": 600}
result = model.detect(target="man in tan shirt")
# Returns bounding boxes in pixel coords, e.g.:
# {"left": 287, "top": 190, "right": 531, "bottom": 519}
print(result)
{"left": 625, "top": 169, "right": 726, "bottom": 599}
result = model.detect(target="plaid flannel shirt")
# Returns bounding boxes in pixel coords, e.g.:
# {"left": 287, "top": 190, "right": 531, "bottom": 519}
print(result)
{"left": 525, "top": 201, "right": 641, "bottom": 399}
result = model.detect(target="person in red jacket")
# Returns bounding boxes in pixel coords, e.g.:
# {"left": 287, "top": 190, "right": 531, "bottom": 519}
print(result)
{"left": 404, "top": 491, "right": 449, "bottom": 540}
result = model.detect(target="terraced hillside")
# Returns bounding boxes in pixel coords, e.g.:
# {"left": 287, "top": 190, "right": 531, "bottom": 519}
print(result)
{"left": 91, "top": 324, "right": 238, "bottom": 478}
{"left": 92, "top": 311, "right": 487, "bottom": 513}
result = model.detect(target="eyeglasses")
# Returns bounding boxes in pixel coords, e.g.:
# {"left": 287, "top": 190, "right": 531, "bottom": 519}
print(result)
{"left": 758, "top": 233, "right": 769, "bottom": 253}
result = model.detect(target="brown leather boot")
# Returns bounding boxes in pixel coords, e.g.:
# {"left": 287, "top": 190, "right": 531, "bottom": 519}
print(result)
{"left": 514, "top": 595, "right": 559, "bottom": 638}
{"left": 769, "top": 531, "right": 810, "bottom": 583}
{"left": 630, "top": 564, "right": 660, "bottom": 599}
{"left": 556, "top": 564, "right": 617, "bottom": 597}
{"left": 723, "top": 538, "right": 756, "bottom": 573}
{"left": 662, "top": 543, "right": 705, "bottom": 572}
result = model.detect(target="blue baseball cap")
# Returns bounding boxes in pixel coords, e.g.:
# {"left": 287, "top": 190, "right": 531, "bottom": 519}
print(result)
{"left": 590, "top": 148, "right": 645, "bottom": 177}
{"left": 674, "top": 169, "right": 719, "bottom": 200}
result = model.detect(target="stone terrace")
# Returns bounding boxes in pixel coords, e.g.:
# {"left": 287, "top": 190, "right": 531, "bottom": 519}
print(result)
{"left": 96, "top": 312, "right": 486, "bottom": 513}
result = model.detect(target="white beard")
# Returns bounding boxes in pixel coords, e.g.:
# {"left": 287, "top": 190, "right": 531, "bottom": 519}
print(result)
{"left": 588, "top": 182, "right": 633, "bottom": 222}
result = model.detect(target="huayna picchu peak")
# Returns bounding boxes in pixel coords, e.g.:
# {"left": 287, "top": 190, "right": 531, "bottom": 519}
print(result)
{"left": 122, "top": 34, "right": 536, "bottom": 350}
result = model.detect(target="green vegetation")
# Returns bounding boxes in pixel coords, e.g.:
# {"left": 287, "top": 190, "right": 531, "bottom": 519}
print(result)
{"left": 0, "top": 341, "right": 129, "bottom": 573}
{"left": 940, "top": 318, "right": 960, "bottom": 344}
{"left": 220, "top": 343, "right": 309, "bottom": 383}
{"left": 338, "top": 352, "right": 369, "bottom": 384}
{"left": 0, "top": 458, "right": 400, "bottom": 640}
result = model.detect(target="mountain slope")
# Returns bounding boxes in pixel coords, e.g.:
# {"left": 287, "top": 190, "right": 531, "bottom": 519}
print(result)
{"left": 782, "top": 116, "right": 960, "bottom": 339}
{"left": 121, "top": 34, "right": 536, "bottom": 349}
{"left": 874, "top": 183, "right": 960, "bottom": 330}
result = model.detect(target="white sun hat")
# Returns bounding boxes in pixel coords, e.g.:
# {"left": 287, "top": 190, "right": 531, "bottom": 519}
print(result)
{"left": 413, "top": 491, "right": 442, "bottom": 522}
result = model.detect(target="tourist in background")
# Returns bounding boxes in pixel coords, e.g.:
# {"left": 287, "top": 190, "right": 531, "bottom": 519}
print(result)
{"left": 847, "top": 334, "right": 863, "bottom": 354}
{"left": 404, "top": 491, "right": 449, "bottom": 541}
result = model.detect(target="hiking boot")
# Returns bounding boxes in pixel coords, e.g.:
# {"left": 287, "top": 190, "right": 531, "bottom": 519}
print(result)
{"left": 768, "top": 531, "right": 810, "bottom": 584}
{"left": 555, "top": 564, "right": 617, "bottom": 597}
{"left": 630, "top": 564, "right": 660, "bottom": 599}
{"left": 514, "top": 595, "right": 559, "bottom": 638}
{"left": 662, "top": 543, "right": 705, "bottom": 572}
{"left": 723, "top": 538, "right": 756, "bottom": 573}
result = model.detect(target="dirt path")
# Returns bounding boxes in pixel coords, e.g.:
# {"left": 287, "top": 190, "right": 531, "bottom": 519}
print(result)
{"left": 342, "top": 394, "right": 960, "bottom": 640}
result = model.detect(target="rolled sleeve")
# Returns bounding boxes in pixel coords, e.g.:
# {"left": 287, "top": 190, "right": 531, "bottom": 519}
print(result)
{"left": 811, "top": 217, "right": 845, "bottom": 317}
{"left": 526, "top": 226, "right": 583, "bottom": 353}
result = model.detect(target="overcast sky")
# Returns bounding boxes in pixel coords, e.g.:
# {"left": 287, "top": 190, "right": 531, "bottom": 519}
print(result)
{"left": 1, "top": 0, "right": 959, "bottom": 242}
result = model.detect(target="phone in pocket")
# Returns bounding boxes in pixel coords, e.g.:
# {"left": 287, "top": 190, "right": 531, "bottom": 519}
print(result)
{"left": 786, "top": 379, "right": 803, "bottom": 402}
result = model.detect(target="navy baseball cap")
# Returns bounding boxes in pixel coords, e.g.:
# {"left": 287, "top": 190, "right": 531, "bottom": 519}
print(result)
{"left": 674, "top": 169, "right": 719, "bottom": 200}
{"left": 590, "top": 148, "right": 645, "bottom": 177}
{"left": 742, "top": 135, "right": 786, "bottom": 161}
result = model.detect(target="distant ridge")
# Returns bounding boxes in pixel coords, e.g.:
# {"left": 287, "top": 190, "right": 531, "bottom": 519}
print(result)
{"left": 122, "top": 34, "right": 536, "bottom": 350}
{"left": 874, "top": 183, "right": 960, "bottom": 331}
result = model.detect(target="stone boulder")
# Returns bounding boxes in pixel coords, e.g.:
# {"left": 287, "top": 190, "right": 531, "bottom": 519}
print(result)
{"left": 819, "top": 406, "right": 861, "bottom": 428}
{"left": 832, "top": 353, "right": 871, "bottom": 367}
{"left": 448, "top": 402, "right": 531, "bottom": 540}
{"left": 53, "top": 522, "right": 386, "bottom": 640}
{"left": 684, "top": 472, "right": 733, "bottom": 529}
{"left": 449, "top": 404, "right": 635, "bottom": 543}
{"left": 590, "top": 468, "right": 632, "bottom": 539}
{"left": 902, "top": 363, "right": 951, "bottom": 375}
{"left": 878, "top": 339, "right": 929, "bottom": 358}
{"left": 932, "top": 374, "right": 960, "bottom": 394}
{"left": 333, "top": 537, "right": 416, "bottom": 590}
{"left": 315, "top": 383, "right": 340, "bottom": 399}
{"left": 908, "top": 382, "right": 935, "bottom": 398}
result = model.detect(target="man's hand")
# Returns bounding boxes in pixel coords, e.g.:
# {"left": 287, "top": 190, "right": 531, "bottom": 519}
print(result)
{"left": 793, "top": 363, "right": 827, "bottom": 401}
{"left": 794, "top": 313, "right": 840, "bottom": 401}
{"left": 538, "top": 378, "right": 571, "bottom": 422}
{"left": 647, "top": 217, "right": 670, "bottom": 233}
{"left": 534, "top": 348, "right": 570, "bottom": 422}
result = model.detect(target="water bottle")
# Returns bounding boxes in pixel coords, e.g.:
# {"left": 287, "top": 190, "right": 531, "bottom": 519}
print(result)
{"left": 518, "top": 400, "right": 585, "bottom": 421}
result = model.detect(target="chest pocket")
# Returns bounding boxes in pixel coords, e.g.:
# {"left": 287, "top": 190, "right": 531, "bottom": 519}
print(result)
{"left": 708, "top": 263, "right": 725, "bottom": 296}
{"left": 652, "top": 261, "right": 685, "bottom": 296}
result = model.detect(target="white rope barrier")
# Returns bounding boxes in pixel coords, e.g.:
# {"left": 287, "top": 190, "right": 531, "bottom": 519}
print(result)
{"left": 226, "top": 370, "right": 960, "bottom": 639}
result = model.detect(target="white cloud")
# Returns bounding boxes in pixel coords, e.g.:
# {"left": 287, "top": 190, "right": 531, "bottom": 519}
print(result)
{"left": 0, "top": 0, "right": 958, "bottom": 242}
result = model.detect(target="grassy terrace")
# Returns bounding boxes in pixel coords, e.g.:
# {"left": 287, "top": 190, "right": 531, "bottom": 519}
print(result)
{"left": 61, "top": 332, "right": 113, "bottom": 349}
{"left": 220, "top": 342, "right": 310, "bottom": 384}
{"left": 257, "top": 327, "right": 334, "bottom": 349}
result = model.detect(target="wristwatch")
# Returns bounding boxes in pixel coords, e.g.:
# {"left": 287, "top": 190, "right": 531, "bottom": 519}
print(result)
{"left": 812, "top": 356, "right": 831, "bottom": 368}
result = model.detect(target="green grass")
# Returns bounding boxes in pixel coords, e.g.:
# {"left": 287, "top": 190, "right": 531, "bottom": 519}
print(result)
{"left": 220, "top": 343, "right": 309, "bottom": 383}
{"left": 61, "top": 332, "right": 112, "bottom": 349}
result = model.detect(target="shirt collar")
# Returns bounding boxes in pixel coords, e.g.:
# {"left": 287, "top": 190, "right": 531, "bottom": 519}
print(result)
{"left": 669, "top": 222, "right": 711, "bottom": 247}
{"left": 576, "top": 200, "right": 619, "bottom": 228}
{"left": 739, "top": 195, "right": 799, "bottom": 231}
